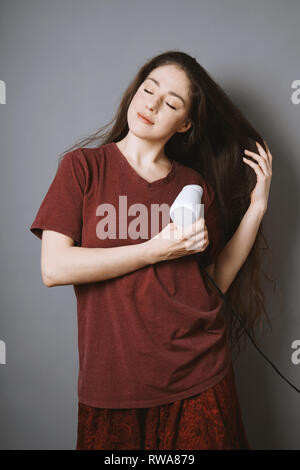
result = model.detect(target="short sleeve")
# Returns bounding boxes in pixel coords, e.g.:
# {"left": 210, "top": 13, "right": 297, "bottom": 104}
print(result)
{"left": 196, "top": 181, "right": 225, "bottom": 268}
{"left": 29, "top": 150, "right": 86, "bottom": 246}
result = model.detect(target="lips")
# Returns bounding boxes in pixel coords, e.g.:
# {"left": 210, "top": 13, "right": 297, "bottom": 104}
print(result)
{"left": 137, "top": 112, "right": 154, "bottom": 125}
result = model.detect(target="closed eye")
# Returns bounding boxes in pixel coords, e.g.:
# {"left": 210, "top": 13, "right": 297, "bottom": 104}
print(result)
{"left": 143, "top": 88, "right": 177, "bottom": 110}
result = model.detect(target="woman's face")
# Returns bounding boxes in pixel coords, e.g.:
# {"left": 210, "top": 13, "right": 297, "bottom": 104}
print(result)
{"left": 127, "top": 64, "right": 192, "bottom": 144}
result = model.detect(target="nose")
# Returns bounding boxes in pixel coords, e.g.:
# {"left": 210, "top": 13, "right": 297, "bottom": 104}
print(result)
{"left": 146, "top": 99, "right": 160, "bottom": 113}
{"left": 144, "top": 104, "right": 155, "bottom": 120}
{"left": 146, "top": 101, "right": 155, "bottom": 111}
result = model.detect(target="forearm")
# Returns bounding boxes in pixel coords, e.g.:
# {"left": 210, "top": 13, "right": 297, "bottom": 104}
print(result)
{"left": 213, "top": 202, "right": 266, "bottom": 294}
{"left": 45, "top": 241, "right": 155, "bottom": 287}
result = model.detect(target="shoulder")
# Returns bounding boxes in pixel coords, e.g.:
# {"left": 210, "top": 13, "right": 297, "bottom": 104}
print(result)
{"left": 72, "top": 143, "right": 116, "bottom": 166}
{"left": 58, "top": 144, "right": 116, "bottom": 190}
{"left": 59, "top": 143, "right": 111, "bottom": 172}
{"left": 59, "top": 147, "right": 87, "bottom": 167}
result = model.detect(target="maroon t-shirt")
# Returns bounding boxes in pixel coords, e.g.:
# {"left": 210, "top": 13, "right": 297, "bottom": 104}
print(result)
{"left": 30, "top": 141, "right": 232, "bottom": 408}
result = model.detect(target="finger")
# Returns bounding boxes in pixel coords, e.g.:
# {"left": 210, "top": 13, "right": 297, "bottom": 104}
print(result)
{"left": 255, "top": 141, "right": 268, "bottom": 160}
{"left": 185, "top": 217, "right": 205, "bottom": 237}
{"left": 188, "top": 225, "right": 206, "bottom": 245}
{"left": 189, "top": 220, "right": 206, "bottom": 240}
{"left": 244, "top": 150, "right": 270, "bottom": 174}
{"left": 247, "top": 155, "right": 269, "bottom": 175}
{"left": 263, "top": 139, "right": 273, "bottom": 165}
{"left": 244, "top": 148, "right": 268, "bottom": 165}
{"left": 193, "top": 217, "right": 205, "bottom": 228}
{"left": 195, "top": 217, "right": 205, "bottom": 230}
{"left": 186, "top": 235, "right": 206, "bottom": 251}
{"left": 243, "top": 157, "right": 267, "bottom": 178}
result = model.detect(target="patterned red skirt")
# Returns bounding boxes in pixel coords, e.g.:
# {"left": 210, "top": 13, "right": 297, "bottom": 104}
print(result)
{"left": 76, "top": 362, "right": 251, "bottom": 450}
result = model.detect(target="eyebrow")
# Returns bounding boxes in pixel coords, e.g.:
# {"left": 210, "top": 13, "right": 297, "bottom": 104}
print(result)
{"left": 145, "top": 77, "right": 186, "bottom": 105}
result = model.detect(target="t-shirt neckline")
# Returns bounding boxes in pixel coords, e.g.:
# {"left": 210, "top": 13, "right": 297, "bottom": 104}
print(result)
{"left": 111, "top": 141, "right": 177, "bottom": 188}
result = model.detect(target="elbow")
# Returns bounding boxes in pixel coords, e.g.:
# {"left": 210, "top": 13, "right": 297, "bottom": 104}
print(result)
{"left": 219, "top": 284, "right": 229, "bottom": 295}
{"left": 213, "top": 260, "right": 234, "bottom": 296}
{"left": 217, "top": 277, "right": 233, "bottom": 295}
{"left": 43, "top": 277, "right": 55, "bottom": 288}
{"left": 213, "top": 278, "right": 229, "bottom": 296}
{"left": 213, "top": 275, "right": 230, "bottom": 296}
{"left": 41, "top": 264, "right": 58, "bottom": 288}
{"left": 42, "top": 272, "right": 56, "bottom": 287}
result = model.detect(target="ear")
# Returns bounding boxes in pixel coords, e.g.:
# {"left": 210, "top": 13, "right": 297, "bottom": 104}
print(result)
{"left": 176, "top": 119, "right": 192, "bottom": 134}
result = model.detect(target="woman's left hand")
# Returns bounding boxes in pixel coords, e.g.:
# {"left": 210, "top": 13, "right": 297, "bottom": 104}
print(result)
{"left": 243, "top": 140, "right": 273, "bottom": 213}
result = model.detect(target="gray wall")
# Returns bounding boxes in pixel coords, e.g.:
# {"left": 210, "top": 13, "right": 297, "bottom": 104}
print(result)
{"left": 1, "top": 0, "right": 300, "bottom": 450}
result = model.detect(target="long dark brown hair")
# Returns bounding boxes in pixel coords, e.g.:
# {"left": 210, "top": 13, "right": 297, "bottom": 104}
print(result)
{"left": 59, "top": 50, "right": 282, "bottom": 361}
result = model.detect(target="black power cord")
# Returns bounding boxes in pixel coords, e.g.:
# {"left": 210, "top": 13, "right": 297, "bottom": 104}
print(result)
{"left": 199, "top": 264, "right": 300, "bottom": 395}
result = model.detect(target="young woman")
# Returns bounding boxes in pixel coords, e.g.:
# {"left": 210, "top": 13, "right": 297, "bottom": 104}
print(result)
{"left": 30, "top": 50, "right": 274, "bottom": 450}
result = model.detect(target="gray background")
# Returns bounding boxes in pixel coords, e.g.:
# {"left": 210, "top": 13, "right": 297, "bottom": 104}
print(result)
{"left": 0, "top": 0, "right": 299, "bottom": 450}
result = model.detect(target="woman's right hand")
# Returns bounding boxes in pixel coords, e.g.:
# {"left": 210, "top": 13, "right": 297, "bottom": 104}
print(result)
{"left": 147, "top": 218, "right": 209, "bottom": 263}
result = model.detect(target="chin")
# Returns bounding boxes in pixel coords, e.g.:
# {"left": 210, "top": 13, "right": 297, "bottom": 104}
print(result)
{"left": 128, "top": 118, "right": 152, "bottom": 138}
{"left": 128, "top": 127, "right": 151, "bottom": 141}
